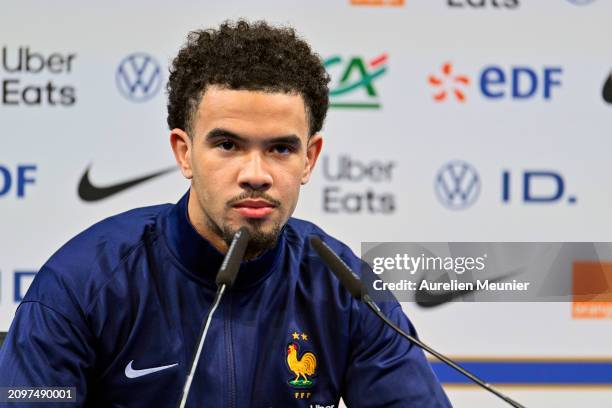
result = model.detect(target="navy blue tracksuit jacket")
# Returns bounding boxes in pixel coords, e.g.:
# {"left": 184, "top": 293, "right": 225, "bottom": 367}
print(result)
{"left": 0, "top": 192, "right": 451, "bottom": 407}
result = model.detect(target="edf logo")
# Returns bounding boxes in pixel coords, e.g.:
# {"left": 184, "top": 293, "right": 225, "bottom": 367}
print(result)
{"left": 429, "top": 62, "right": 563, "bottom": 102}
{"left": 480, "top": 66, "right": 562, "bottom": 100}
{"left": 115, "top": 53, "right": 163, "bottom": 102}
{"left": 0, "top": 164, "right": 36, "bottom": 198}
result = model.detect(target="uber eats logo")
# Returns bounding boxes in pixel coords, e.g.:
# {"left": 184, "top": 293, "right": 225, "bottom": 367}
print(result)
{"left": 324, "top": 54, "right": 388, "bottom": 109}
{"left": 322, "top": 155, "right": 396, "bottom": 214}
{"left": 1, "top": 46, "right": 77, "bottom": 106}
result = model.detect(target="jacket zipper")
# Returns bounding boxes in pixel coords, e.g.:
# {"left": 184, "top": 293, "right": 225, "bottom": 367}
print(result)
{"left": 224, "top": 293, "right": 236, "bottom": 408}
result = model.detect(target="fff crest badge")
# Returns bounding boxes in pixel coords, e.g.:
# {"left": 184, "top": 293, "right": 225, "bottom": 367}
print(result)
{"left": 286, "top": 330, "right": 318, "bottom": 399}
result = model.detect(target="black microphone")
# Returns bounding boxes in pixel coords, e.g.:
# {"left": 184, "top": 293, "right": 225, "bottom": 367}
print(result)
{"left": 178, "top": 227, "right": 250, "bottom": 408}
{"left": 216, "top": 226, "right": 251, "bottom": 288}
{"left": 309, "top": 236, "right": 527, "bottom": 408}
{"left": 310, "top": 236, "right": 365, "bottom": 299}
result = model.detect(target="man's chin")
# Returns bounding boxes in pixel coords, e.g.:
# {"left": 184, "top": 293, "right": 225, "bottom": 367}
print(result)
{"left": 221, "top": 220, "right": 283, "bottom": 259}
{"left": 229, "top": 216, "right": 275, "bottom": 235}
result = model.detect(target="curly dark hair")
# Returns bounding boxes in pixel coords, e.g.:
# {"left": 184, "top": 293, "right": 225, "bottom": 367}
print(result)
{"left": 167, "top": 19, "right": 330, "bottom": 136}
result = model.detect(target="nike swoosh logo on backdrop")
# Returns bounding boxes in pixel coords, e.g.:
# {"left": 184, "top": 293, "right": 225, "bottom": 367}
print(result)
{"left": 78, "top": 165, "right": 177, "bottom": 202}
{"left": 124, "top": 360, "right": 178, "bottom": 379}
{"left": 603, "top": 71, "right": 612, "bottom": 104}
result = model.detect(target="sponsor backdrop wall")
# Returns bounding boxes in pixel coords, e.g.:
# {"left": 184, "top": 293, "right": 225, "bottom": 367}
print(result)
{"left": 2, "top": 0, "right": 612, "bottom": 406}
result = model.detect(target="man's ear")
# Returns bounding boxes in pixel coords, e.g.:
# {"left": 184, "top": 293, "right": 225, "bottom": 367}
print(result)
{"left": 170, "top": 128, "right": 193, "bottom": 179}
{"left": 301, "top": 133, "right": 323, "bottom": 185}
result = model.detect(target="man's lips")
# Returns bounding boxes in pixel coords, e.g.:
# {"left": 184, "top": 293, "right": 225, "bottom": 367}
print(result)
{"left": 232, "top": 200, "right": 276, "bottom": 218}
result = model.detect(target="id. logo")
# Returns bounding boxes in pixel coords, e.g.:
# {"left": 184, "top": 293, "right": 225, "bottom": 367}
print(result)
{"left": 324, "top": 54, "right": 388, "bottom": 109}
{"left": 115, "top": 53, "right": 162, "bottom": 102}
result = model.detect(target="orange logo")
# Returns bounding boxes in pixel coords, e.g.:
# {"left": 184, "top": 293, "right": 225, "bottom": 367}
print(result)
{"left": 572, "top": 261, "right": 612, "bottom": 319}
{"left": 350, "top": 0, "right": 405, "bottom": 6}
{"left": 428, "top": 62, "right": 470, "bottom": 103}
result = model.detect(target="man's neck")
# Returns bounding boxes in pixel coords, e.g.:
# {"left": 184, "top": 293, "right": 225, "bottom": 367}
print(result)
{"left": 186, "top": 192, "right": 229, "bottom": 255}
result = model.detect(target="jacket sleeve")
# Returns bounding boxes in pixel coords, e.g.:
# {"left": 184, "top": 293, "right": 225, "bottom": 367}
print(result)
{"left": 341, "top": 299, "right": 452, "bottom": 407}
{"left": 0, "top": 300, "right": 94, "bottom": 407}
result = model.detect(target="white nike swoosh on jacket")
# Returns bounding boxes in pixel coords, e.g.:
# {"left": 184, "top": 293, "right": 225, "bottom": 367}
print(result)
{"left": 124, "top": 360, "right": 178, "bottom": 378}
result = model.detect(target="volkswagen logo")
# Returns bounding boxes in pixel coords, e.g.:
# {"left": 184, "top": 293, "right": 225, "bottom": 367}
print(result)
{"left": 115, "top": 53, "right": 163, "bottom": 102}
{"left": 435, "top": 161, "right": 480, "bottom": 210}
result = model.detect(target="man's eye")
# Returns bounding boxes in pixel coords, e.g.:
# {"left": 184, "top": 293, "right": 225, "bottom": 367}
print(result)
{"left": 218, "top": 141, "right": 235, "bottom": 151}
{"left": 272, "top": 145, "right": 292, "bottom": 154}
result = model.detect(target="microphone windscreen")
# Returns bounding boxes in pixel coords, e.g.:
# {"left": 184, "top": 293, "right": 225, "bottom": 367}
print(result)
{"left": 216, "top": 227, "right": 250, "bottom": 289}
{"left": 309, "top": 236, "right": 365, "bottom": 300}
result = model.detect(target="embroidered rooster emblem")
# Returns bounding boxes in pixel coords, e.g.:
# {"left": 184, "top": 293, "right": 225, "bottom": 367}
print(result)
{"left": 286, "top": 342, "right": 317, "bottom": 388}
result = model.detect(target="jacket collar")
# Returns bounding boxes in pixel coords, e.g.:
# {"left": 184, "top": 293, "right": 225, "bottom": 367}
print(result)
{"left": 162, "top": 191, "right": 284, "bottom": 290}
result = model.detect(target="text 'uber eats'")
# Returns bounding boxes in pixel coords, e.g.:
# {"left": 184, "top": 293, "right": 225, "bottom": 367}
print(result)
{"left": 1, "top": 46, "right": 76, "bottom": 106}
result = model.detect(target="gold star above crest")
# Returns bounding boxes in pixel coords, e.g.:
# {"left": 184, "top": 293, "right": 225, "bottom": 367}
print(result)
{"left": 292, "top": 331, "right": 300, "bottom": 340}
{"left": 301, "top": 333, "right": 308, "bottom": 341}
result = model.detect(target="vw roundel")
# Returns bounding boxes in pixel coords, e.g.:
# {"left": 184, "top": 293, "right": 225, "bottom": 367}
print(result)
{"left": 115, "top": 52, "right": 163, "bottom": 102}
{"left": 435, "top": 161, "right": 481, "bottom": 210}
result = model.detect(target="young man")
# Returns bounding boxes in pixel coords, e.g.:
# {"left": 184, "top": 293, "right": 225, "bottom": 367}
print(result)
{"left": 0, "top": 20, "right": 451, "bottom": 407}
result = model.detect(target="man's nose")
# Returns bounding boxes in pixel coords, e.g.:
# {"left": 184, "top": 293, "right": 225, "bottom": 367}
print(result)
{"left": 237, "top": 152, "right": 273, "bottom": 191}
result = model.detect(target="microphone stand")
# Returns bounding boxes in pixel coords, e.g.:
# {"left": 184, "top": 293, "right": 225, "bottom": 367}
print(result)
{"left": 362, "top": 294, "right": 526, "bottom": 408}
{"left": 177, "top": 285, "right": 227, "bottom": 408}
{"left": 310, "top": 236, "right": 527, "bottom": 408}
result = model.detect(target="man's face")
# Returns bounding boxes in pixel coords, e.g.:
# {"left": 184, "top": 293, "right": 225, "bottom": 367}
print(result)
{"left": 171, "top": 86, "right": 323, "bottom": 256}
